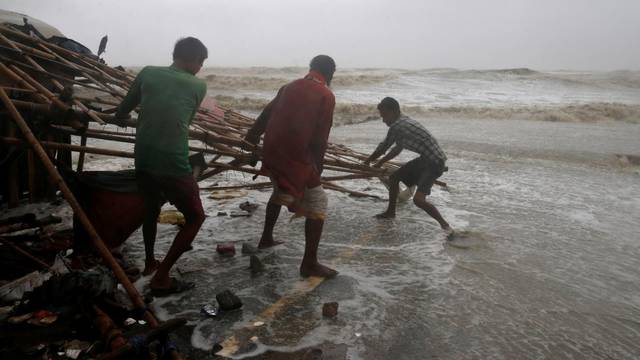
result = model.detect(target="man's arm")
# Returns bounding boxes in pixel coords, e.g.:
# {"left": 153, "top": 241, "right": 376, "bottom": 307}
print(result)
{"left": 114, "top": 68, "right": 144, "bottom": 123}
{"left": 188, "top": 81, "right": 208, "bottom": 125}
{"left": 310, "top": 93, "right": 336, "bottom": 175}
{"left": 244, "top": 86, "right": 285, "bottom": 146}
{"left": 365, "top": 128, "right": 397, "bottom": 165}
{"left": 374, "top": 145, "right": 402, "bottom": 167}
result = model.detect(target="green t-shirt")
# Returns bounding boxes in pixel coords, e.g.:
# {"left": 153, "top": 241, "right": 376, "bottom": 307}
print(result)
{"left": 118, "top": 65, "right": 207, "bottom": 176}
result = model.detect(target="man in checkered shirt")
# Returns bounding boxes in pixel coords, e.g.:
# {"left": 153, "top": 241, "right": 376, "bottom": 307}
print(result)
{"left": 365, "top": 97, "right": 452, "bottom": 234}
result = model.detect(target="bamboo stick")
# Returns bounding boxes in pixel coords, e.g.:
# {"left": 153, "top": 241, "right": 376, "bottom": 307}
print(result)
{"left": 27, "top": 149, "right": 36, "bottom": 202}
{"left": 2, "top": 137, "right": 135, "bottom": 158}
{"left": 0, "top": 62, "right": 50, "bottom": 103}
{"left": 0, "top": 34, "right": 108, "bottom": 125}
{"left": 322, "top": 181, "right": 381, "bottom": 199}
{"left": 77, "top": 134, "right": 87, "bottom": 171}
{"left": 0, "top": 85, "right": 36, "bottom": 93}
{"left": 0, "top": 237, "right": 52, "bottom": 270}
{"left": 8, "top": 64, "right": 70, "bottom": 110}
{"left": 37, "top": 42, "right": 126, "bottom": 98}
{"left": 201, "top": 182, "right": 272, "bottom": 191}
{"left": 5, "top": 121, "right": 19, "bottom": 207}
{"left": 0, "top": 25, "right": 133, "bottom": 80}
{"left": 73, "top": 94, "right": 121, "bottom": 106}
{"left": 0, "top": 39, "right": 56, "bottom": 60}
{"left": 0, "top": 53, "right": 109, "bottom": 93}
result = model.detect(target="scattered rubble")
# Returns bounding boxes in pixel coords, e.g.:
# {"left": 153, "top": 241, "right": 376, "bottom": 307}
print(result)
{"left": 322, "top": 302, "right": 339, "bottom": 318}
{"left": 249, "top": 255, "right": 265, "bottom": 274}
{"left": 216, "top": 289, "right": 243, "bottom": 311}
{"left": 241, "top": 242, "right": 258, "bottom": 255}
{"left": 239, "top": 201, "right": 259, "bottom": 213}
{"left": 201, "top": 304, "right": 219, "bottom": 317}
{"left": 216, "top": 243, "right": 236, "bottom": 257}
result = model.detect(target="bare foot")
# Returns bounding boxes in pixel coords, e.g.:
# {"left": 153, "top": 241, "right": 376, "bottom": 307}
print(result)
{"left": 149, "top": 276, "right": 194, "bottom": 296}
{"left": 149, "top": 274, "right": 172, "bottom": 290}
{"left": 442, "top": 226, "right": 455, "bottom": 240}
{"left": 300, "top": 262, "right": 338, "bottom": 278}
{"left": 142, "top": 259, "right": 160, "bottom": 276}
{"left": 258, "top": 238, "right": 284, "bottom": 249}
{"left": 375, "top": 211, "right": 395, "bottom": 219}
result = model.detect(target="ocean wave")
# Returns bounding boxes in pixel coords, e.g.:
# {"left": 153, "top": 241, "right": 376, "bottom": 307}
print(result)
{"left": 198, "top": 67, "right": 640, "bottom": 93}
{"left": 204, "top": 73, "right": 390, "bottom": 90}
{"left": 425, "top": 67, "right": 540, "bottom": 77}
{"left": 414, "top": 68, "right": 640, "bottom": 88}
{"left": 213, "top": 95, "right": 268, "bottom": 111}
{"left": 413, "top": 103, "right": 640, "bottom": 123}
{"left": 213, "top": 95, "right": 640, "bottom": 125}
{"left": 205, "top": 75, "right": 289, "bottom": 90}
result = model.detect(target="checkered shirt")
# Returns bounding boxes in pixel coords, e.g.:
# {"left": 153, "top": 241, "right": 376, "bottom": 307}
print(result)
{"left": 375, "top": 115, "right": 447, "bottom": 165}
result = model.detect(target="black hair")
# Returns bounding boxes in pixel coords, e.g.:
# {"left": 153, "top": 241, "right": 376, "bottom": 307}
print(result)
{"left": 173, "top": 37, "right": 208, "bottom": 63}
{"left": 309, "top": 55, "right": 336, "bottom": 79}
{"left": 377, "top": 97, "right": 400, "bottom": 113}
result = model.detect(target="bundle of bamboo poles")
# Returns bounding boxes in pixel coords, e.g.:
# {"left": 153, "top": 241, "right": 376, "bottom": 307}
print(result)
{"left": 0, "top": 23, "right": 397, "bottom": 205}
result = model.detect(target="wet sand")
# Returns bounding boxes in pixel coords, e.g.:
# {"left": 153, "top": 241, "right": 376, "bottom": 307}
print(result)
{"left": 109, "top": 117, "right": 640, "bottom": 359}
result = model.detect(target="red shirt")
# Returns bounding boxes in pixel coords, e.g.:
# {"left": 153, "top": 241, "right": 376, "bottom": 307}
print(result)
{"left": 257, "top": 71, "right": 335, "bottom": 199}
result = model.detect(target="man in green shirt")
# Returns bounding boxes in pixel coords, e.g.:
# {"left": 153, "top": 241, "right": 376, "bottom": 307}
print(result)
{"left": 115, "top": 37, "right": 208, "bottom": 296}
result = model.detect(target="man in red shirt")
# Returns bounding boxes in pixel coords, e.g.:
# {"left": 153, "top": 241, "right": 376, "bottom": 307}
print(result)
{"left": 245, "top": 55, "right": 337, "bottom": 278}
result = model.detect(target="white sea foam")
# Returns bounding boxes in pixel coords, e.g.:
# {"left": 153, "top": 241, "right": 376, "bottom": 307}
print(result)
{"left": 203, "top": 67, "right": 640, "bottom": 125}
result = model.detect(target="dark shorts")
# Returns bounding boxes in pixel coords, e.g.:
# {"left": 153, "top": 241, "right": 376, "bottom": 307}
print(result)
{"left": 136, "top": 171, "right": 204, "bottom": 220}
{"left": 391, "top": 157, "right": 444, "bottom": 195}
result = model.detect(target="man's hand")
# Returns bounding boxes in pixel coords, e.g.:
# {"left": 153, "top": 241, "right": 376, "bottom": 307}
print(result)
{"left": 242, "top": 132, "right": 261, "bottom": 166}
{"left": 248, "top": 153, "right": 259, "bottom": 167}
{"left": 373, "top": 160, "right": 385, "bottom": 168}
{"left": 113, "top": 112, "right": 131, "bottom": 127}
{"left": 243, "top": 132, "right": 260, "bottom": 147}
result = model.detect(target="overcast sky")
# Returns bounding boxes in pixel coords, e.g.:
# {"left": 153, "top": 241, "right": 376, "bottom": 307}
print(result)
{"left": 2, "top": 0, "right": 639, "bottom": 70}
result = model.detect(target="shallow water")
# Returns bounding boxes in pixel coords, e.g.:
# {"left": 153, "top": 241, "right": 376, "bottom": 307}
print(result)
{"left": 116, "top": 117, "right": 640, "bottom": 359}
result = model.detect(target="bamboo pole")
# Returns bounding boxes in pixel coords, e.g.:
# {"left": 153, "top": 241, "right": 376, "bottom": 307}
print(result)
{"left": 0, "top": 26, "right": 133, "bottom": 81}
{"left": 36, "top": 42, "right": 126, "bottom": 98}
{"left": 0, "top": 53, "right": 109, "bottom": 94}
{"left": 27, "top": 149, "right": 37, "bottom": 202}
{"left": 77, "top": 134, "right": 87, "bottom": 171}
{"left": 0, "top": 62, "right": 50, "bottom": 103}
{"left": 5, "top": 121, "right": 19, "bottom": 207}
{"left": 0, "top": 34, "right": 108, "bottom": 125}
{"left": 0, "top": 40, "right": 56, "bottom": 60}
{"left": 73, "top": 94, "right": 120, "bottom": 106}
{"left": 8, "top": 64, "right": 70, "bottom": 110}
{"left": 0, "top": 237, "right": 52, "bottom": 270}
{"left": 0, "top": 85, "right": 36, "bottom": 93}
{"left": 321, "top": 181, "right": 381, "bottom": 199}
{"left": 2, "top": 137, "right": 135, "bottom": 158}
{"left": 201, "top": 182, "right": 272, "bottom": 191}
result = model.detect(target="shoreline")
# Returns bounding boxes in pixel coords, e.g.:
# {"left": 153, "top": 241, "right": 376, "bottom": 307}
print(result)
{"left": 214, "top": 95, "right": 640, "bottom": 126}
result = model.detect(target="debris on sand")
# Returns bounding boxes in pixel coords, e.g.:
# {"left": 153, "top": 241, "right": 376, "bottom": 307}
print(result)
{"left": 216, "top": 289, "right": 243, "bottom": 311}
{"left": 216, "top": 243, "right": 236, "bottom": 257}
{"left": 322, "top": 302, "right": 339, "bottom": 318}
{"left": 157, "top": 210, "right": 185, "bottom": 226}
{"left": 239, "top": 201, "right": 259, "bottom": 213}
{"left": 249, "top": 255, "right": 265, "bottom": 274}
{"left": 201, "top": 304, "right": 219, "bottom": 317}
{"left": 241, "top": 242, "right": 258, "bottom": 255}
